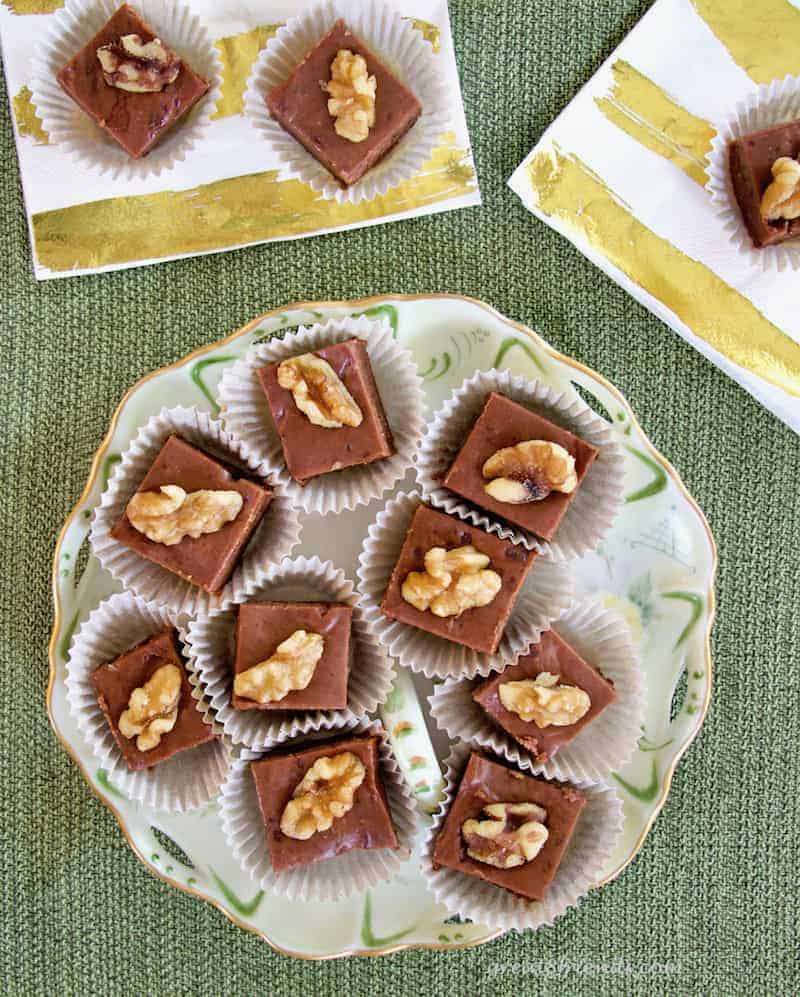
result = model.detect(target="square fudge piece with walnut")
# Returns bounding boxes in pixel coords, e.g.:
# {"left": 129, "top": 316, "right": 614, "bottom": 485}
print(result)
{"left": 232, "top": 602, "right": 351, "bottom": 712}
{"left": 91, "top": 629, "right": 215, "bottom": 772}
{"left": 111, "top": 435, "right": 272, "bottom": 594}
{"left": 380, "top": 503, "right": 538, "bottom": 655}
{"left": 257, "top": 338, "right": 394, "bottom": 484}
{"left": 729, "top": 119, "right": 800, "bottom": 248}
{"left": 432, "top": 751, "right": 586, "bottom": 901}
{"left": 57, "top": 3, "right": 209, "bottom": 159}
{"left": 442, "top": 393, "right": 599, "bottom": 542}
{"left": 251, "top": 733, "right": 399, "bottom": 872}
{"left": 472, "top": 630, "right": 617, "bottom": 762}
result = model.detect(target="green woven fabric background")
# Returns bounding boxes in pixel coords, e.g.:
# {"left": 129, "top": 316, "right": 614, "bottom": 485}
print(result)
{"left": 2, "top": 1, "right": 798, "bottom": 993}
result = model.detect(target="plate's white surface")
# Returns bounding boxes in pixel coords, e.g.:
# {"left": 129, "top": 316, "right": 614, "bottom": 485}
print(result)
{"left": 49, "top": 294, "right": 716, "bottom": 958}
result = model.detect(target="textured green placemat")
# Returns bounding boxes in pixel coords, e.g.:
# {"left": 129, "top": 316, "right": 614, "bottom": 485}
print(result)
{"left": 1, "top": 2, "right": 797, "bottom": 994}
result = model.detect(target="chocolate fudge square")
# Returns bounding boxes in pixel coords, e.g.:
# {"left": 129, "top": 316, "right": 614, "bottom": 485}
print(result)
{"left": 379, "top": 503, "right": 538, "bottom": 655}
{"left": 432, "top": 752, "right": 586, "bottom": 901}
{"left": 232, "top": 601, "right": 351, "bottom": 712}
{"left": 442, "top": 393, "right": 599, "bottom": 543}
{"left": 267, "top": 18, "right": 422, "bottom": 187}
{"left": 257, "top": 338, "right": 394, "bottom": 484}
{"left": 111, "top": 435, "right": 272, "bottom": 594}
{"left": 251, "top": 733, "right": 399, "bottom": 872}
{"left": 729, "top": 119, "right": 800, "bottom": 248}
{"left": 472, "top": 630, "right": 617, "bottom": 761}
{"left": 57, "top": 4, "right": 209, "bottom": 159}
{"left": 91, "top": 629, "right": 215, "bottom": 771}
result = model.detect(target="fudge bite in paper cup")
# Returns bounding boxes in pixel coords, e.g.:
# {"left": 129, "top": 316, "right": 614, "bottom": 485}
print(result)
{"left": 90, "top": 406, "right": 301, "bottom": 618}
{"left": 244, "top": 0, "right": 449, "bottom": 203}
{"left": 31, "top": 0, "right": 222, "bottom": 179}
{"left": 356, "top": 491, "right": 573, "bottom": 680}
{"left": 218, "top": 315, "right": 425, "bottom": 516}
{"left": 420, "top": 745, "right": 622, "bottom": 932}
{"left": 707, "top": 76, "right": 800, "bottom": 271}
{"left": 429, "top": 599, "right": 645, "bottom": 785}
{"left": 185, "top": 556, "right": 395, "bottom": 752}
{"left": 416, "top": 370, "right": 625, "bottom": 562}
{"left": 65, "top": 590, "right": 229, "bottom": 813}
{"left": 219, "top": 718, "right": 417, "bottom": 902}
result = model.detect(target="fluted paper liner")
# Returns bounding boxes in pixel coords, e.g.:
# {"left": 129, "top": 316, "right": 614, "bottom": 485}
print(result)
{"left": 707, "top": 76, "right": 800, "bottom": 272}
{"left": 186, "top": 556, "right": 396, "bottom": 751}
{"left": 218, "top": 315, "right": 426, "bottom": 516}
{"left": 65, "top": 590, "right": 230, "bottom": 813}
{"left": 90, "top": 405, "right": 301, "bottom": 618}
{"left": 356, "top": 491, "right": 573, "bottom": 680}
{"left": 428, "top": 598, "right": 646, "bottom": 784}
{"left": 219, "top": 717, "right": 418, "bottom": 902}
{"left": 420, "top": 743, "right": 623, "bottom": 932}
{"left": 416, "top": 370, "right": 625, "bottom": 562}
{"left": 244, "top": 0, "right": 450, "bottom": 204}
{"left": 30, "top": 0, "right": 222, "bottom": 181}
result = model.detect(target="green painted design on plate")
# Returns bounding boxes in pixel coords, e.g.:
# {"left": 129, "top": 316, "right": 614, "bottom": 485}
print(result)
{"left": 211, "top": 871, "right": 265, "bottom": 917}
{"left": 625, "top": 446, "right": 668, "bottom": 503}
{"left": 360, "top": 891, "right": 417, "bottom": 947}
{"left": 628, "top": 572, "right": 654, "bottom": 626}
{"left": 190, "top": 356, "right": 234, "bottom": 414}
{"left": 493, "top": 336, "right": 547, "bottom": 373}
{"left": 613, "top": 759, "right": 659, "bottom": 803}
{"left": 638, "top": 734, "right": 674, "bottom": 752}
{"left": 355, "top": 304, "right": 399, "bottom": 337}
{"left": 662, "top": 591, "right": 704, "bottom": 649}
{"left": 418, "top": 357, "right": 437, "bottom": 379}
{"left": 96, "top": 768, "right": 126, "bottom": 800}
{"left": 101, "top": 453, "right": 121, "bottom": 489}
{"left": 383, "top": 682, "right": 405, "bottom": 714}
{"left": 428, "top": 351, "right": 451, "bottom": 380}
{"left": 59, "top": 610, "right": 80, "bottom": 662}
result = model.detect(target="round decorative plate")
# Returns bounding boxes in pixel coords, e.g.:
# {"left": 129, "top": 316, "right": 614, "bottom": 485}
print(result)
{"left": 48, "top": 294, "right": 716, "bottom": 959}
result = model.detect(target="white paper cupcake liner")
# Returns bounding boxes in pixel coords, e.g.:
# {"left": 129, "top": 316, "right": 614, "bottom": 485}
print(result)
{"left": 30, "top": 0, "right": 222, "bottom": 181}
{"left": 185, "top": 555, "right": 396, "bottom": 751}
{"left": 218, "top": 315, "right": 426, "bottom": 516}
{"left": 416, "top": 370, "right": 626, "bottom": 562}
{"left": 244, "top": 0, "right": 450, "bottom": 204}
{"left": 356, "top": 491, "right": 574, "bottom": 680}
{"left": 707, "top": 75, "right": 800, "bottom": 272}
{"left": 219, "top": 717, "right": 418, "bottom": 902}
{"left": 65, "top": 590, "right": 230, "bottom": 813}
{"left": 428, "top": 598, "right": 646, "bottom": 784}
{"left": 90, "top": 405, "right": 301, "bottom": 618}
{"left": 420, "top": 744, "right": 623, "bottom": 932}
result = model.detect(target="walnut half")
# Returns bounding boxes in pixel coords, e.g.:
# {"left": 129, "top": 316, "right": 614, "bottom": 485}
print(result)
{"left": 760, "top": 156, "right": 800, "bottom": 221}
{"left": 278, "top": 353, "right": 363, "bottom": 429}
{"left": 462, "top": 802, "right": 549, "bottom": 869}
{"left": 126, "top": 484, "right": 243, "bottom": 546}
{"left": 280, "top": 751, "right": 366, "bottom": 840}
{"left": 97, "top": 34, "right": 182, "bottom": 94}
{"left": 233, "top": 630, "right": 324, "bottom": 704}
{"left": 482, "top": 440, "right": 577, "bottom": 504}
{"left": 118, "top": 663, "right": 182, "bottom": 752}
{"left": 324, "top": 49, "right": 377, "bottom": 143}
{"left": 401, "top": 545, "right": 502, "bottom": 618}
{"left": 499, "top": 671, "right": 591, "bottom": 728}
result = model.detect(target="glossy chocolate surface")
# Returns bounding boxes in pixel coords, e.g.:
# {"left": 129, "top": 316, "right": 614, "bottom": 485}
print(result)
{"left": 432, "top": 752, "right": 586, "bottom": 901}
{"left": 379, "top": 503, "right": 537, "bottom": 655}
{"left": 442, "top": 392, "right": 598, "bottom": 542}
{"left": 729, "top": 120, "right": 800, "bottom": 247}
{"left": 57, "top": 4, "right": 209, "bottom": 159}
{"left": 472, "top": 629, "right": 617, "bottom": 761}
{"left": 232, "top": 601, "right": 351, "bottom": 712}
{"left": 258, "top": 338, "right": 394, "bottom": 485}
{"left": 90, "top": 629, "right": 215, "bottom": 771}
{"left": 111, "top": 435, "right": 272, "bottom": 594}
{"left": 266, "top": 18, "right": 422, "bottom": 186}
{"left": 251, "top": 733, "right": 398, "bottom": 872}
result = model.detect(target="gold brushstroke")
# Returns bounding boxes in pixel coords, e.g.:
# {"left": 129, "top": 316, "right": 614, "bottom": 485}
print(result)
{"left": 595, "top": 61, "right": 715, "bottom": 186}
{"left": 32, "top": 135, "right": 475, "bottom": 272}
{"left": 528, "top": 148, "right": 800, "bottom": 398}
{"left": 212, "top": 24, "right": 281, "bottom": 120}
{"left": 691, "top": 0, "right": 800, "bottom": 85}
{"left": 12, "top": 86, "right": 50, "bottom": 143}
{"left": 2, "top": 0, "right": 62, "bottom": 11}
{"left": 406, "top": 18, "right": 441, "bottom": 52}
